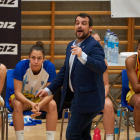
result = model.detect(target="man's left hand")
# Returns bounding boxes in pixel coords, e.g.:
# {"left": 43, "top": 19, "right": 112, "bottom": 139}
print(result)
{"left": 71, "top": 46, "right": 82, "bottom": 57}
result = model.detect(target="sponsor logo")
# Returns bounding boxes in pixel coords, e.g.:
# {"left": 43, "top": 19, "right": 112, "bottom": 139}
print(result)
{"left": 41, "top": 81, "right": 44, "bottom": 86}
{"left": 0, "top": 22, "right": 16, "bottom": 29}
{"left": 0, "top": 43, "right": 18, "bottom": 55}
{"left": 0, "top": 0, "right": 18, "bottom": 7}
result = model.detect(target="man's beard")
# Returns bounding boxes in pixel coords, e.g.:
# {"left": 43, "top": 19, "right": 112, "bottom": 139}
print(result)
{"left": 76, "top": 31, "right": 89, "bottom": 40}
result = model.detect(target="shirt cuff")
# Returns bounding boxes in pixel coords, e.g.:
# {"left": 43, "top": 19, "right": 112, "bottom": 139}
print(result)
{"left": 78, "top": 51, "right": 87, "bottom": 64}
{"left": 44, "top": 87, "right": 52, "bottom": 96}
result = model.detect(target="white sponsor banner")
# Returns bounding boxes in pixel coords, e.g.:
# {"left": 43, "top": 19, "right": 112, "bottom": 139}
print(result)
{"left": 21, "top": 0, "right": 110, "bottom": 2}
{"left": 111, "top": 0, "right": 140, "bottom": 18}
{"left": 0, "top": 0, "right": 18, "bottom": 8}
{"left": 0, "top": 44, "right": 18, "bottom": 55}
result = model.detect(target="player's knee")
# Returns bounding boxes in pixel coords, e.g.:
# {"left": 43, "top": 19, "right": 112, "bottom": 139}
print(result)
{"left": 0, "top": 64, "right": 6, "bottom": 71}
{"left": 134, "top": 97, "right": 140, "bottom": 109}
{"left": 0, "top": 64, "right": 6, "bottom": 77}
{"left": 13, "top": 100, "right": 23, "bottom": 111}
{"left": 47, "top": 100, "right": 57, "bottom": 112}
{"left": 104, "top": 98, "right": 114, "bottom": 112}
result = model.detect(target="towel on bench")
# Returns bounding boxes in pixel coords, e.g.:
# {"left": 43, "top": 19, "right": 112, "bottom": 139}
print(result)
{"left": 9, "top": 116, "right": 42, "bottom": 126}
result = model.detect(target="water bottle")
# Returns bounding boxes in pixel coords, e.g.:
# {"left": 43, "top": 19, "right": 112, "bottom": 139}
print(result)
{"left": 116, "top": 103, "right": 125, "bottom": 132}
{"left": 111, "top": 34, "right": 115, "bottom": 63}
{"left": 8, "top": 113, "right": 13, "bottom": 122}
{"left": 104, "top": 44, "right": 108, "bottom": 60}
{"left": 104, "top": 29, "right": 110, "bottom": 45}
{"left": 93, "top": 128, "right": 101, "bottom": 140}
{"left": 104, "top": 29, "right": 110, "bottom": 59}
{"left": 107, "top": 32, "right": 114, "bottom": 62}
{"left": 111, "top": 34, "right": 119, "bottom": 64}
{"left": 114, "top": 120, "right": 119, "bottom": 140}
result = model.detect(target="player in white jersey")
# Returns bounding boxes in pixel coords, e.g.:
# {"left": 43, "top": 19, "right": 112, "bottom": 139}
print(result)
{"left": 0, "top": 63, "right": 6, "bottom": 131}
{"left": 10, "top": 41, "right": 57, "bottom": 140}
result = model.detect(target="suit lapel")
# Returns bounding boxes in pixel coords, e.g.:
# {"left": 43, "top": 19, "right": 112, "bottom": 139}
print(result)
{"left": 71, "top": 55, "right": 78, "bottom": 73}
{"left": 71, "top": 35, "right": 93, "bottom": 73}
{"left": 66, "top": 41, "right": 74, "bottom": 68}
{"left": 80, "top": 35, "right": 92, "bottom": 50}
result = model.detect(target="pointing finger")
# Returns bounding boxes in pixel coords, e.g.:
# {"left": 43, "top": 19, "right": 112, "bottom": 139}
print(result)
{"left": 35, "top": 90, "right": 42, "bottom": 98}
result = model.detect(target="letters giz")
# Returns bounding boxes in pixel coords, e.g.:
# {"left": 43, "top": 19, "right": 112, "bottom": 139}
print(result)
{"left": 0, "top": 45, "right": 15, "bottom": 52}
{"left": 0, "top": 22, "right": 16, "bottom": 29}
{"left": 0, "top": 0, "right": 15, "bottom": 5}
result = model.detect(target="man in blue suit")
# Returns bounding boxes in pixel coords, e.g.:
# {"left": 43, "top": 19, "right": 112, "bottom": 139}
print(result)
{"left": 35, "top": 13, "right": 107, "bottom": 140}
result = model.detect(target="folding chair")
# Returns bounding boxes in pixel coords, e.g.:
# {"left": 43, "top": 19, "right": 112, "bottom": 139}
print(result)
{"left": 5, "top": 69, "right": 47, "bottom": 140}
{"left": 91, "top": 112, "right": 103, "bottom": 130}
{"left": 59, "top": 101, "right": 71, "bottom": 140}
{"left": 0, "top": 106, "right": 4, "bottom": 140}
{"left": 117, "top": 69, "right": 134, "bottom": 140}
{"left": 91, "top": 74, "right": 123, "bottom": 135}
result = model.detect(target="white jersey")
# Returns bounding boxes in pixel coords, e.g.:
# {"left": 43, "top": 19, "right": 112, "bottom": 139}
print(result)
{"left": 12, "top": 59, "right": 56, "bottom": 100}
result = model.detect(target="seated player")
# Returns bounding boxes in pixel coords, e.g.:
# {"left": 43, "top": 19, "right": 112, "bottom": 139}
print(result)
{"left": 126, "top": 39, "right": 140, "bottom": 140}
{"left": 10, "top": 41, "right": 57, "bottom": 140}
{"left": 91, "top": 32, "right": 115, "bottom": 140}
{"left": 0, "top": 63, "right": 6, "bottom": 130}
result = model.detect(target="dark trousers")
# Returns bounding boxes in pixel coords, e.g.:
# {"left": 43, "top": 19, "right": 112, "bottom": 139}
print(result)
{"left": 66, "top": 98, "right": 99, "bottom": 140}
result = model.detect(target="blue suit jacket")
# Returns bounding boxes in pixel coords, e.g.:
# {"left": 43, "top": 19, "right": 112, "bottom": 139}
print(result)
{"left": 48, "top": 35, "right": 107, "bottom": 113}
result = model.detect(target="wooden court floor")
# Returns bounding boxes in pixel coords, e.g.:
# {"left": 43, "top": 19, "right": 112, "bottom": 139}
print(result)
{"left": 0, "top": 115, "right": 135, "bottom": 140}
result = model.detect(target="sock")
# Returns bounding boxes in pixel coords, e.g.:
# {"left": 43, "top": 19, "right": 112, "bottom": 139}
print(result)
{"left": 135, "top": 132, "right": 140, "bottom": 139}
{"left": 46, "top": 131, "right": 55, "bottom": 140}
{"left": 15, "top": 130, "right": 24, "bottom": 140}
{"left": 106, "top": 134, "right": 114, "bottom": 140}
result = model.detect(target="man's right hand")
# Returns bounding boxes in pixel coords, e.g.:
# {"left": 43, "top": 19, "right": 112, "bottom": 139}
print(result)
{"left": 35, "top": 89, "right": 48, "bottom": 99}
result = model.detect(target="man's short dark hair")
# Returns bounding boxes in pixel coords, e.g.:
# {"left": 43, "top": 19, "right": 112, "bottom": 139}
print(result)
{"left": 75, "top": 13, "right": 93, "bottom": 27}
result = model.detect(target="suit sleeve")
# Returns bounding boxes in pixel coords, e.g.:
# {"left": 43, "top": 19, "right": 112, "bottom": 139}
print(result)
{"left": 84, "top": 41, "right": 107, "bottom": 74}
